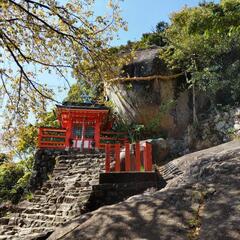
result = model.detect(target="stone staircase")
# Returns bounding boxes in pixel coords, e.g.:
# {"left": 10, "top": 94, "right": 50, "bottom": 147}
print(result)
{"left": 157, "top": 161, "right": 183, "bottom": 182}
{"left": 0, "top": 153, "right": 105, "bottom": 240}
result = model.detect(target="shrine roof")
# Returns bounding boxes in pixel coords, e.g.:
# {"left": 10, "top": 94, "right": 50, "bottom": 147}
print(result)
{"left": 56, "top": 102, "right": 109, "bottom": 111}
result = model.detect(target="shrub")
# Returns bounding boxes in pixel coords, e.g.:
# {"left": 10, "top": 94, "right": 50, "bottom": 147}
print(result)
{"left": 0, "top": 162, "right": 31, "bottom": 204}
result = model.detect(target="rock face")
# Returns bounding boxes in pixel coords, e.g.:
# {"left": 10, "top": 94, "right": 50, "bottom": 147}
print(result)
{"left": 189, "top": 106, "right": 240, "bottom": 151}
{"left": 106, "top": 47, "right": 197, "bottom": 138}
{"left": 0, "top": 153, "right": 105, "bottom": 240}
{"left": 49, "top": 140, "right": 240, "bottom": 240}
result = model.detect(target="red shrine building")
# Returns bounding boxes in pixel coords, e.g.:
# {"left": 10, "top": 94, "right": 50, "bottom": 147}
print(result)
{"left": 38, "top": 103, "right": 125, "bottom": 151}
{"left": 57, "top": 103, "right": 110, "bottom": 150}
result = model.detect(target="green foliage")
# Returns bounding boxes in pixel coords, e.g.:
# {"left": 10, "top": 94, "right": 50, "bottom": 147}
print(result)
{"left": 161, "top": 0, "right": 240, "bottom": 105}
{"left": 0, "top": 160, "right": 32, "bottom": 204}
{"left": 112, "top": 100, "right": 176, "bottom": 140}
{"left": 112, "top": 121, "right": 144, "bottom": 142}
{"left": 25, "top": 192, "right": 33, "bottom": 201}
{"left": 3, "top": 110, "right": 58, "bottom": 159}
{"left": 0, "top": 109, "right": 59, "bottom": 204}
{"left": 0, "top": 162, "right": 24, "bottom": 203}
{"left": 37, "top": 110, "right": 59, "bottom": 128}
{"left": 15, "top": 125, "right": 38, "bottom": 156}
{"left": 63, "top": 81, "right": 96, "bottom": 104}
{"left": 140, "top": 21, "right": 169, "bottom": 47}
{"left": 109, "top": 20, "right": 169, "bottom": 53}
{"left": 0, "top": 153, "right": 10, "bottom": 165}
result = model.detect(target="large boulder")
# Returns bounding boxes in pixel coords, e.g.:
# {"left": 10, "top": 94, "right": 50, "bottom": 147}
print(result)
{"left": 105, "top": 47, "right": 193, "bottom": 138}
{"left": 150, "top": 138, "right": 170, "bottom": 164}
{"left": 139, "top": 138, "right": 170, "bottom": 164}
{"left": 49, "top": 140, "right": 240, "bottom": 240}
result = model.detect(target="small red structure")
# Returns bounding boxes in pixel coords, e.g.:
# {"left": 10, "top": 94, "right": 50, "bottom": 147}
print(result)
{"left": 57, "top": 103, "right": 109, "bottom": 150}
{"left": 38, "top": 103, "right": 127, "bottom": 151}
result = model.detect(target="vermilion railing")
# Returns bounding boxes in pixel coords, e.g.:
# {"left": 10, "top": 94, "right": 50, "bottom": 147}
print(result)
{"left": 38, "top": 127, "right": 67, "bottom": 149}
{"left": 99, "top": 131, "right": 128, "bottom": 149}
{"left": 105, "top": 142, "right": 153, "bottom": 173}
{"left": 38, "top": 128, "right": 129, "bottom": 151}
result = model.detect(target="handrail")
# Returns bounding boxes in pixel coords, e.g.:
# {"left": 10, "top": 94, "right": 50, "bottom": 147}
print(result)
{"left": 99, "top": 131, "right": 129, "bottom": 149}
{"left": 38, "top": 127, "right": 67, "bottom": 149}
{"left": 101, "top": 131, "right": 128, "bottom": 135}
{"left": 105, "top": 142, "right": 152, "bottom": 173}
{"left": 100, "top": 137, "right": 128, "bottom": 141}
{"left": 39, "top": 127, "right": 66, "bottom": 132}
{"left": 40, "top": 134, "right": 66, "bottom": 138}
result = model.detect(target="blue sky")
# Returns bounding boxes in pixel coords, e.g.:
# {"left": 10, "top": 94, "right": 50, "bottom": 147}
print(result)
{"left": 95, "top": 0, "right": 220, "bottom": 46}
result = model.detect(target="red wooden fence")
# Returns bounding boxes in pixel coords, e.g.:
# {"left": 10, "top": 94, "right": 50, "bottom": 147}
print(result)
{"left": 38, "top": 127, "right": 129, "bottom": 151}
{"left": 38, "top": 127, "right": 67, "bottom": 149}
{"left": 105, "top": 142, "right": 153, "bottom": 173}
{"left": 99, "top": 131, "right": 128, "bottom": 149}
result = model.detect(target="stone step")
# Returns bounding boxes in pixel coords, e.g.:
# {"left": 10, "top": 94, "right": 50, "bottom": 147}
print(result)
{"left": 45, "top": 187, "right": 65, "bottom": 194}
{"left": 0, "top": 235, "right": 15, "bottom": 240}
{"left": 45, "top": 181, "right": 66, "bottom": 188}
{"left": 67, "top": 208, "right": 82, "bottom": 217}
{"left": 57, "top": 153, "right": 104, "bottom": 160}
{"left": 18, "top": 214, "right": 68, "bottom": 228}
{"left": 22, "top": 207, "right": 41, "bottom": 214}
{"left": 0, "top": 152, "right": 106, "bottom": 239}
{"left": 31, "top": 220, "right": 53, "bottom": 228}
{"left": 32, "top": 194, "right": 46, "bottom": 201}
{"left": 30, "top": 226, "right": 54, "bottom": 233}
{"left": 40, "top": 208, "right": 58, "bottom": 215}
{"left": 63, "top": 196, "right": 79, "bottom": 203}
{"left": 0, "top": 217, "right": 10, "bottom": 225}
{"left": 21, "top": 213, "right": 56, "bottom": 222}
{"left": 0, "top": 225, "right": 13, "bottom": 232}
{"left": 12, "top": 226, "right": 54, "bottom": 239}
{"left": 53, "top": 166, "right": 69, "bottom": 170}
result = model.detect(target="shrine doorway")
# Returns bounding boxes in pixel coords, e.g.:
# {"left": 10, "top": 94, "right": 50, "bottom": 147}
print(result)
{"left": 72, "top": 121, "right": 95, "bottom": 151}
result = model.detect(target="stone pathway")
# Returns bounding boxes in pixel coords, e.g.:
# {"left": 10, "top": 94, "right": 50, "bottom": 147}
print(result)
{"left": 157, "top": 161, "right": 183, "bottom": 182}
{"left": 0, "top": 153, "right": 105, "bottom": 240}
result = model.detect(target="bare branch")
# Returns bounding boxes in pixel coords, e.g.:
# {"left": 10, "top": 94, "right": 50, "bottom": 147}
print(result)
{"left": 0, "top": 73, "right": 14, "bottom": 107}
{"left": 2, "top": 37, "right": 59, "bottom": 103}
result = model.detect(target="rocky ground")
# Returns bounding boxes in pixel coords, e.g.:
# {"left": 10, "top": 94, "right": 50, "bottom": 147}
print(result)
{"left": 0, "top": 153, "right": 105, "bottom": 240}
{"left": 49, "top": 140, "right": 240, "bottom": 240}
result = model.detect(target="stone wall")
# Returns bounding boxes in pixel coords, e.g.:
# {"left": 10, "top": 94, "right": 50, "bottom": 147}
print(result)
{"left": 189, "top": 106, "right": 240, "bottom": 151}
{"left": 147, "top": 106, "right": 240, "bottom": 160}
{"left": 28, "top": 149, "right": 67, "bottom": 192}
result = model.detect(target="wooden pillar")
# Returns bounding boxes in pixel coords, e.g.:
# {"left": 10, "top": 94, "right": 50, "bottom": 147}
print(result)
{"left": 145, "top": 143, "right": 152, "bottom": 171}
{"left": 125, "top": 143, "right": 130, "bottom": 172}
{"left": 95, "top": 119, "right": 100, "bottom": 148}
{"left": 65, "top": 119, "right": 72, "bottom": 148}
{"left": 135, "top": 142, "right": 141, "bottom": 172}
{"left": 143, "top": 146, "right": 147, "bottom": 171}
{"left": 81, "top": 120, "right": 85, "bottom": 152}
{"left": 115, "top": 144, "right": 121, "bottom": 172}
{"left": 105, "top": 144, "right": 111, "bottom": 173}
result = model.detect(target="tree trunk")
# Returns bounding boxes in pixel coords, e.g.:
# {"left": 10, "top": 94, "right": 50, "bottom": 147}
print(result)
{"left": 192, "top": 82, "right": 198, "bottom": 124}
